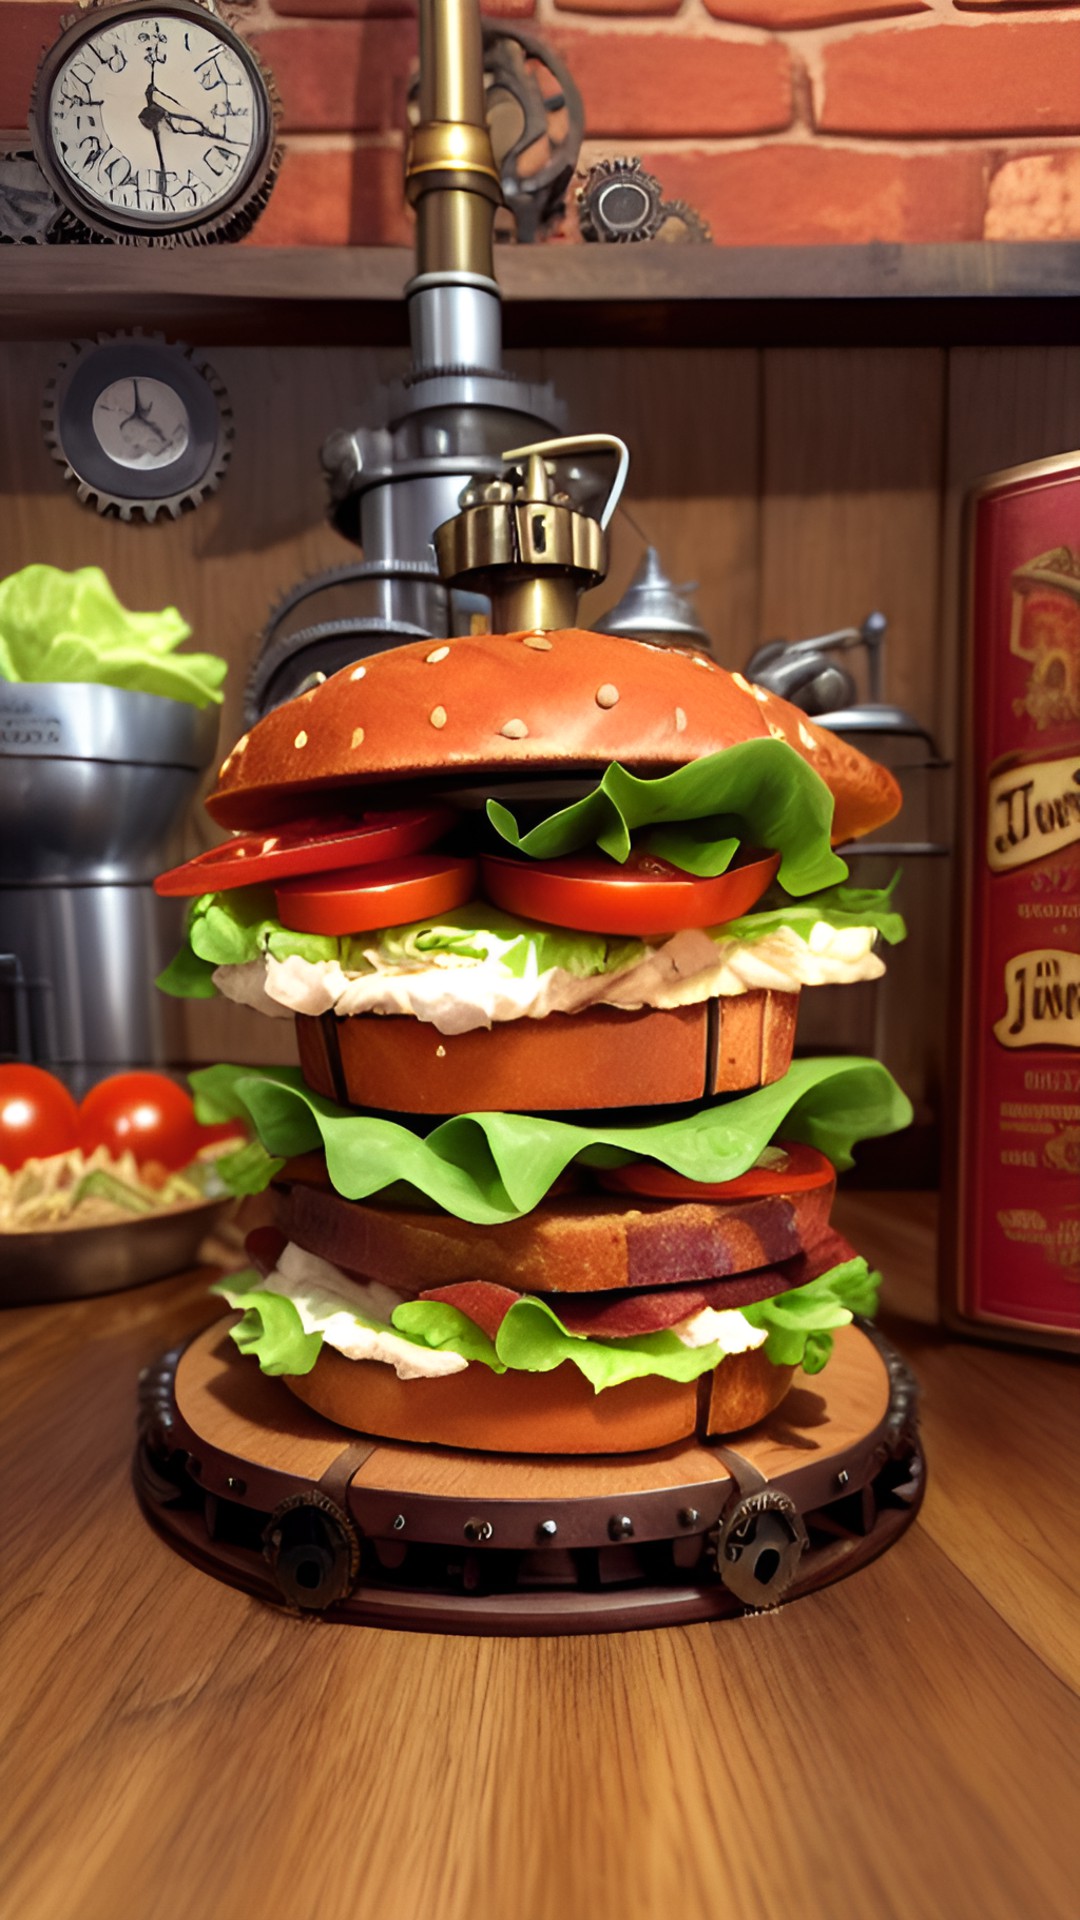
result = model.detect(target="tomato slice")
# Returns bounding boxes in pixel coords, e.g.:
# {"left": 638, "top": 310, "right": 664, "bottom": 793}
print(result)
{"left": 594, "top": 1142, "right": 834, "bottom": 1201}
{"left": 79, "top": 1072, "right": 203, "bottom": 1173}
{"left": 154, "top": 806, "right": 455, "bottom": 897}
{"left": 0, "top": 1065, "right": 80, "bottom": 1170}
{"left": 275, "top": 853, "right": 478, "bottom": 936}
{"left": 479, "top": 847, "right": 781, "bottom": 936}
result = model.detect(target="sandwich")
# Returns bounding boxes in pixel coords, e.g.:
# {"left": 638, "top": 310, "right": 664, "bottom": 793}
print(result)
{"left": 157, "top": 626, "right": 911, "bottom": 1455}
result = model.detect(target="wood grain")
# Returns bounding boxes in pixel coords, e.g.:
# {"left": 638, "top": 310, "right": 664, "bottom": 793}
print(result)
{"left": 1, "top": 1194, "right": 1076, "bottom": 1920}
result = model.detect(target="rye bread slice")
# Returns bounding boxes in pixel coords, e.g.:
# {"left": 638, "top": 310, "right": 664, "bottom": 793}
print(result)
{"left": 270, "top": 1160, "right": 837, "bottom": 1294}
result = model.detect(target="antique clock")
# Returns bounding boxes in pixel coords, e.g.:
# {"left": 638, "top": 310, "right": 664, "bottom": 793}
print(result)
{"left": 29, "top": 0, "right": 279, "bottom": 243}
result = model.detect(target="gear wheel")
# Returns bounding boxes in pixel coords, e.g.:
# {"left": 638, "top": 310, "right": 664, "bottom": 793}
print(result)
{"left": 657, "top": 198, "right": 712, "bottom": 245}
{"left": 577, "top": 158, "right": 665, "bottom": 244}
{"left": 43, "top": 330, "right": 233, "bottom": 520}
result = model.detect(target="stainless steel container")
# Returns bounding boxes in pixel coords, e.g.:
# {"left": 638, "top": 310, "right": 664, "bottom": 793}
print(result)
{"left": 0, "top": 682, "right": 218, "bottom": 1094}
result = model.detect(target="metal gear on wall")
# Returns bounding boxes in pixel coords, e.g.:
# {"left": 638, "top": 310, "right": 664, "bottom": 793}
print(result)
{"left": 43, "top": 331, "right": 233, "bottom": 520}
{"left": 576, "top": 158, "right": 666, "bottom": 244}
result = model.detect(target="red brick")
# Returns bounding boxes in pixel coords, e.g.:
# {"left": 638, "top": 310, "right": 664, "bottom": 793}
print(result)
{"left": 820, "top": 24, "right": 1080, "bottom": 137}
{"left": 705, "top": 0, "right": 927, "bottom": 25}
{"left": 0, "top": 4, "right": 67, "bottom": 131}
{"left": 244, "top": 140, "right": 411, "bottom": 247}
{"left": 554, "top": 1, "right": 682, "bottom": 15}
{"left": 547, "top": 28, "right": 792, "bottom": 137}
{"left": 268, "top": 0, "right": 533, "bottom": 14}
{"left": 985, "top": 150, "right": 1080, "bottom": 238}
{"left": 622, "top": 144, "right": 989, "bottom": 244}
{"left": 251, "top": 22, "right": 416, "bottom": 134}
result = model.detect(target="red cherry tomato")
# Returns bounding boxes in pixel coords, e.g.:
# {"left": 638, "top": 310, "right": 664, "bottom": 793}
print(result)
{"left": 275, "top": 853, "right": 478, "bottom": 936}
{"left": 479, "top": 847, "right": 781, "bottom": 937}
{"left": 594, "top": 1142, "right": 835, "bottom": 1202}
{"left": 79, "top": 1073, "right": 202, "bottom": 1173}
{"left": 154, "top": 806, "right": 455, "bottom": 898}
{"left": 0, "top": 1065, "right": 80, "bottom": 1171}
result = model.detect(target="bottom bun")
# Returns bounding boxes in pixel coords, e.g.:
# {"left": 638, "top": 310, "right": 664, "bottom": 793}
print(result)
{"left": 283, "top": 1350, "right": 796, "bottom": 1456}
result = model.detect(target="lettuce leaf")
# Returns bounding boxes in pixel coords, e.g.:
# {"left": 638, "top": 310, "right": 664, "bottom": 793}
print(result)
{"left": 213, "top": 1256, "right": 876, "bottom": 1389}
{"left": 487, "top": 741, "right": 848, "bottom": 894}
{"left": 191, "top": 1056, "right": 912, "bottom": 1222}
{"left": 743, "top": 1258, "right": 881, "bottom": 1372}
{"left": 0, "top": 565, "right": 226, "bottom": 708}
{"left": 722, "top": 876, "right": 906, "bottom": 948}
{"left": 212, "top": 1275, "right": 323, "bottom": 1375}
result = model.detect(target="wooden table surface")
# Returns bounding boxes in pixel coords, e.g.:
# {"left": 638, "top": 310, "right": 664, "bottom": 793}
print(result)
{"left": 2, "top": 1191, "right": 1077, "bottom": 1920}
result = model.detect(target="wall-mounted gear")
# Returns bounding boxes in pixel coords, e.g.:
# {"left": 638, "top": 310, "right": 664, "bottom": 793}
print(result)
{"left": 43, "top": 331, "right": 233, "bottom": 520}
{"left": 29, "top": 0, "right": 281, "bottom": 246}
{"left": 0, "top": 150, "right": 65, "bottom": 244}
{"left": 577, "top": 158, "right": 665, "bottom": 244}
{"left": 656, "top": 198, "right": 711, "bottom": 245}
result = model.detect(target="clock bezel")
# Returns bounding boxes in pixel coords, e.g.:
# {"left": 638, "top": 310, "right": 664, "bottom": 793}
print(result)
{"left": 29, "top": 0, "right": 278, "bottom": 243}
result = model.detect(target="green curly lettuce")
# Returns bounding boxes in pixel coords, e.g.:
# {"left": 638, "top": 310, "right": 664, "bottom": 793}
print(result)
{"left": 0, "top": 564, "right": 226, "bottom": 708}
{"left": 212, "top": 1255, "right": 878, "bottom": 1388}
{"left": 191, "top": 1055, "right": 912, "bottom": 1223}
{"left": 487, "top": 740, "right": 849, "bottom": 893}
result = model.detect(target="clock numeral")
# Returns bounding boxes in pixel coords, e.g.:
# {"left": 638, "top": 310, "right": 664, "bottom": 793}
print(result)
{"left": 203, "top": 143, "right": 241, "bottom": 180}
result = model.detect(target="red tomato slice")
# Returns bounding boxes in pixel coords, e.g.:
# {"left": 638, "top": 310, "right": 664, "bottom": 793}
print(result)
{"left": 0, "top": 1065, "right": 80, "bottom": 1170}
{"left": 594, "top": 1142, "right": 834, "bottom": 1202}
{"left": 154, "top": 806, "right": 455, "bottom": 898}
{"left": 275, "top": 853, "right": 478, "bottom": 936}
{"left": 79, "top": 1072, "right": 203, "bottom": 1173}
{"left": 479, "top": 847, "right": 781, "bottom": 936}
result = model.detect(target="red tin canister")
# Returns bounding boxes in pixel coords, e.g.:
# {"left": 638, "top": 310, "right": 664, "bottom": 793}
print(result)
{"left": 941, "top": 452, "right": 1080, "bottom": 1351}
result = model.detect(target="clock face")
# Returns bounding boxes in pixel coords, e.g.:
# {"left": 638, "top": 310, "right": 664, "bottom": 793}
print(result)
{"left": 46, "top": 10, "right": 263, "bottom": 226}
{"left": 91, "top": 377, "right": 191, "bottom": 470}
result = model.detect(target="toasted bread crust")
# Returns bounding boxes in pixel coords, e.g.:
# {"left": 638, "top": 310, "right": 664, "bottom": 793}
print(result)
{"left": 208, "top": 629, "right": 901, "bottom": 844}
{"left": 294, "top": 990, "right": 800, "bottom": 1115}
{"left": 284, "top": 1345, "right": 795, "bottom": 1454}
{"left": 270, "top": 1171, "right": 837, "bottom": 1294}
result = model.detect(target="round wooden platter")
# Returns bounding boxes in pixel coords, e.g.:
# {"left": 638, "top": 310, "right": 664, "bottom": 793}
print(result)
{"left": 134, "top": 1318, "right": 923, "bottom": 1634}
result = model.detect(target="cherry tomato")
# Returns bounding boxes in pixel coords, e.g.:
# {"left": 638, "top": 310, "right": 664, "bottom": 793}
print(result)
{"left": 79, "top": 1073, "right": 202, "bottom": 1173}
{"left": 275, "top": 853, "right": 478, "bottom": 936}
{"left": 479, "top": 847, "right": 781, "bottom": 936}
{"left": 154, "top": 806, "right": 454, "bottom": 898}
{"left": 594, "top": 1141, "right": 834, "bottom": 1202}
{"left": 0, "top": 1065, "right": 80, "bottom": 1171}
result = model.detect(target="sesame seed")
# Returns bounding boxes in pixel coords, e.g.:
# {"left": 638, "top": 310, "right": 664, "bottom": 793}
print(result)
{"left": 426, "top": 645, "right": 450, "bottom": 664}
{"left": 351, "top": 727, "right": 365, "bottom": 749}
{"left": 523, "top": 634, "right": 552, "bottom": 651}
{"left": 294, "top": 731, "right": 308, "bottom": 749}
{"left": 430, "top": 706, "right": 448, "bottom": 729}
{"left": 261, "top": 838, "right": 278, "bottom": 853}
{"left": 691, "top": 654, "right": 714, "bottom": 669}
{"left": 767, "top": 720, "right": 787, "bottom": 741}
{"left": 436, "top": 1045, "right": 447, "bottom": 1059}
{"left": 675, "top": 707, "right": 687, "bottom": 732}
{"left": 595, "top": 683, "right": 619, "bottom": 709}
{"left": 751, "top": 685, "right": 770, "bottom": 704}
{"left": 798, "top": 722, "right": 819, "bottom": 751}
{"left": 500, "top": 718, "right": 529, "bottom": 740}
{"left": 350, "top": 665, "right": 366, "bottom": 682}
{"left": 234, "top": 733, "right": 250, "bottom": 755}
{"left": 731, "top": 672, "right": 752, "bottom": 694}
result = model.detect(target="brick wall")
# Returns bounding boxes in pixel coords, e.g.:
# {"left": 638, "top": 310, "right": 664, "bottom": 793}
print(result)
{"left": 3, "top": 0, "right": 1079, "bottom": 245}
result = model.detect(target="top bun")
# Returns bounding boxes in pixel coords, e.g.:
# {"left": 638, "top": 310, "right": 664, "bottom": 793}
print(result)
{"left": 208, "top": 629, "right": 901, "bottom": 843}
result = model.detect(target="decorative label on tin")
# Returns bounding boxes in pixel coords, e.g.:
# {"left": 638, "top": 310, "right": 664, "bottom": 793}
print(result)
{"left": 949, "top": 455, "right": 1080, "bottom": 1344}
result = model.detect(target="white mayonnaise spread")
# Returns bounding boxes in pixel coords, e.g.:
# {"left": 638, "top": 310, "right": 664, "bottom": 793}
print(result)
{"left": 668, "top": 1306, "right": 768, "bottom": 1353}
{"left": 260, "top": 1240, "right": 469, "bottom": 1378}
{"left": 213, "top": 922, "right": 885, "bottom": 1036}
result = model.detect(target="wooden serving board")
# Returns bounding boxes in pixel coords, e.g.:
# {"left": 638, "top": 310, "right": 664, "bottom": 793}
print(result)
{"left": 136, "top": 1317, "right": 920, "bottom": 1633}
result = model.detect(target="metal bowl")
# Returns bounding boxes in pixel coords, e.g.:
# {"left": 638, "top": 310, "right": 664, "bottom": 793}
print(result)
{"left": 0, "top": 1198, "right": 233, "bottom": 1307}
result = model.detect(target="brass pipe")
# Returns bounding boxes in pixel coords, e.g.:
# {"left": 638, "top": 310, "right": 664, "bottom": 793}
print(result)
{"left": 406, "top": 0, "right": 502, "bottom": 284}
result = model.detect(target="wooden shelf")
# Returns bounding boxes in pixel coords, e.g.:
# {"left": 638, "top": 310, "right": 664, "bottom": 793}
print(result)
{"left": 3, "top": 241, "right": 1078, "bottom": 347}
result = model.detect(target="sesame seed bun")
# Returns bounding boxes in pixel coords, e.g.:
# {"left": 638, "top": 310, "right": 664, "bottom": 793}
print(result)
{"left": 208, "top": 630, "right": 901, "bottom": 844}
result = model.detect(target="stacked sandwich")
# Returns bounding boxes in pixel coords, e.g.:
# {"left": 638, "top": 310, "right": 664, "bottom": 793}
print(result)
{"left": 158, "top": 628, "right": 910, "bottom": 1455}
